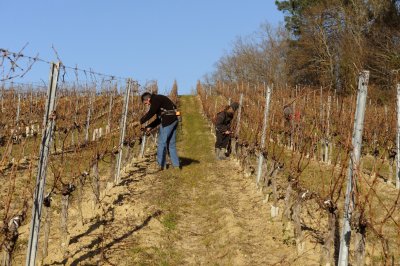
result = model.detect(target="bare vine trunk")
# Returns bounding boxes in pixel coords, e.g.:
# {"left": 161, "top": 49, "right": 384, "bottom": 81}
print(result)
{"left": 354, "top": 224, "right": 367, "bottom": 266}
{"left": 388, "top": 158, "right": 394, "bottom": 184}
{"left": 127, "top": 141, "right": 135, "bottom": 163}
{"left": 293, "top": 197, "right": 304, "bottom": 255}
{"left": 282, "top": 181, "right": 293, "bottom": 227}
{"left": 41, "top": 204, "right": 52, "bottom": 263}
{"left": 1, "top": 203, "right": 27, "bottom": 266}
{"left": 92, "top": 158, "right": 100, "bottom": 209}
{"left": 110, "top": 152, "right": 116, "bottom": 182}
{"left": 61, "top": 184, "right": 75, "bottom": 256}
{"left": 270, "top": 167, "right": 279, "bottom": 218}
{"left": 77, "top": 173, "right": 86, "bottom": 226}
{"left": 61, "top": 193, "right": 69, "bottom": 255}
{"left": 320, "top": 206, "right": 338, "bottom": 266}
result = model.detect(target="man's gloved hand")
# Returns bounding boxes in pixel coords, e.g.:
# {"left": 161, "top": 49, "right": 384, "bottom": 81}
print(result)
{"left": 141, "top": 127, "right": 152, "bottom": 136}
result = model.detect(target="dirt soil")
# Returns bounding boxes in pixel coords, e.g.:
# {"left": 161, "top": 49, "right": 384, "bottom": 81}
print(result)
{"left": 13, "top": 96, "right": 319, "bottom": 265}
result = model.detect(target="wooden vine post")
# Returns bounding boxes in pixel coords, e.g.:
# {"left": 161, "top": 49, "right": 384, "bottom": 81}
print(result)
{"left": 16, "top": 93, "right": 20, "bottom": 124}
{"left": 106, "top": 90, "right": 113, "bottom": 134}
{"left": 396, "top": 83, "right": 400, "bottom": 189}
{"left": 235, "top": 93, "right": 243, "bottom": 139}
{"left": 256, "top": 84, "right": 272, "bottom": 187}
{"left": 84, "top": 89, "right": 93, "bottom": 144}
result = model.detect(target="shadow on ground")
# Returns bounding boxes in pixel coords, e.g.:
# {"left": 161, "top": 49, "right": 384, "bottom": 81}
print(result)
{"left": 179, "top": 157, "right": 200, "bottom": 167}
{"left": 48, "top": 210, "right": 162, "bottom": 266}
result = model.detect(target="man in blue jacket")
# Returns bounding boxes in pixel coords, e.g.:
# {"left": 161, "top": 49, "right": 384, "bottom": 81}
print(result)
{"left": 140, "top": 92, "right": 180, "bottom": 170}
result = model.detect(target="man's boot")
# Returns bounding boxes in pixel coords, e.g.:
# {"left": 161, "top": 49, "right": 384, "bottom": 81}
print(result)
{"left": 223, "top": 148, "right": 229, "bottom": 158}
{"left": 215, "top": 148, "right": 219, "bottom": 160}
{"left": 216, "top": 148, "right": 227, "bottom": 160}
{"left": 215, "top": 148, "right": 222, "bottom": 160}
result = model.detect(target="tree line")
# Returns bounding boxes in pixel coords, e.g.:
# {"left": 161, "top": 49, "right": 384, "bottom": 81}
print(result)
{"left": 206, "top": 0, "right": 400, "bottom": 94}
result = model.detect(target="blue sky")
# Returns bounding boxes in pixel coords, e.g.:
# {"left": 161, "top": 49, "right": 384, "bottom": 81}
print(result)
{"left": 1, "top": 1, "right": 283, "bottom": 94}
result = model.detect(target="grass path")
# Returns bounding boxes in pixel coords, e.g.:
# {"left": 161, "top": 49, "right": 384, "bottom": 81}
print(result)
{"left": 128, "top": 96, "right": 317, "bottom": 265}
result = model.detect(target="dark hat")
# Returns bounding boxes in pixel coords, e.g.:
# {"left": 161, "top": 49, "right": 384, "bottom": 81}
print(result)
{"left": 141, "top": 92, "right": 152, "bottom": 102}
{"left": 230, "top": 102, "right": 240, "bottom": 111}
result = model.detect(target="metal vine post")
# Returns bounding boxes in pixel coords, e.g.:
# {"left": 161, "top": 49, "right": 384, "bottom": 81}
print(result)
{"left": 338, "top": 70, "right": 369, "bottom": 266}
{"left": 114, "top": 79, "right": 131, "bottom": 184}
{"left": 25, "top": 62, "right": 60, "bottom": 266}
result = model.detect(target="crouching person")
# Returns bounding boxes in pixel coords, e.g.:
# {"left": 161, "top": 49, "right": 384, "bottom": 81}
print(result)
{"left": 140, "top": 92, "right": 180, "bottom": 170}
{"left": 215, "top": 102, "right": 239, "bottom": 160}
